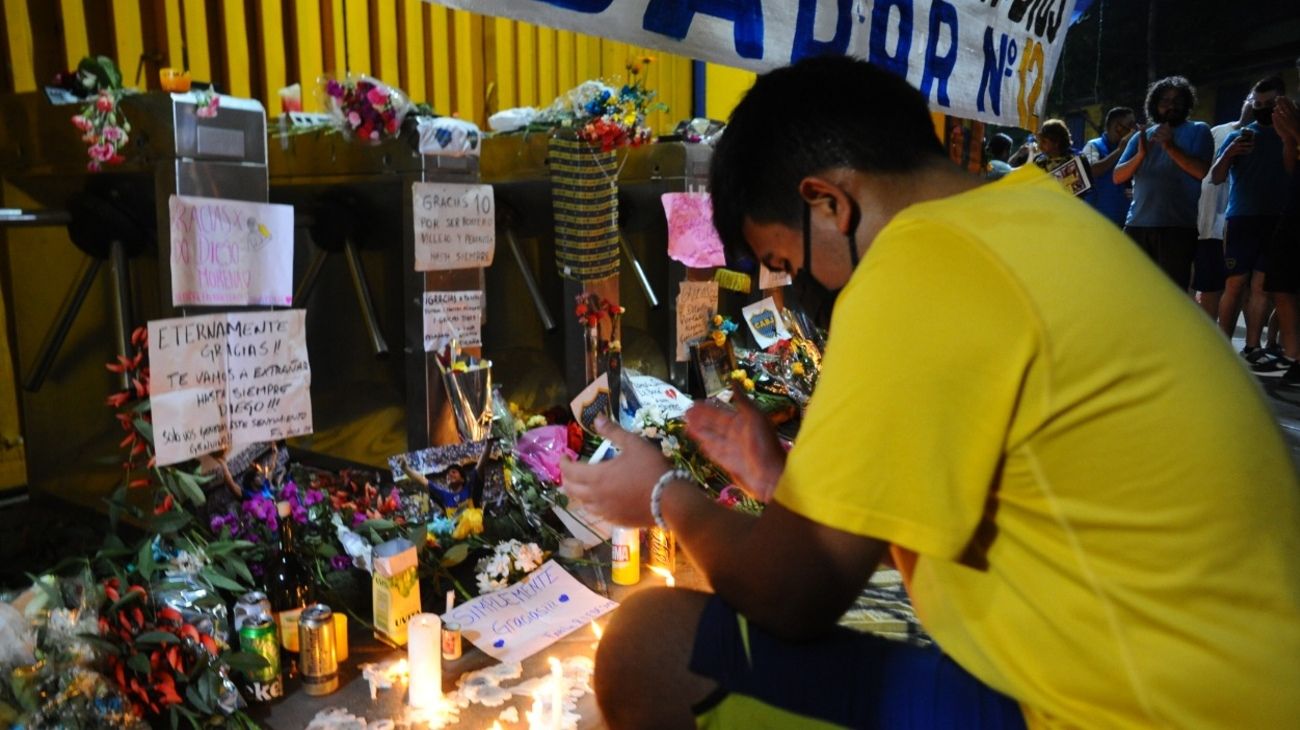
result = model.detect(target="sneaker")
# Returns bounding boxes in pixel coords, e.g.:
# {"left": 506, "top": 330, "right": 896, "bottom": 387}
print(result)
{"left": 1251, "top": 353, "right": 1294, "bottom": 377}
{"left": 1242, "top": 346, "right": 1269, "bottom": 365}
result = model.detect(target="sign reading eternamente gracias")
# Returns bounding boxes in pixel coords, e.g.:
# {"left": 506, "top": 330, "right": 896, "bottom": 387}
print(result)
{"left": 424, "top": 0, "right": 1082, "bottom": 129}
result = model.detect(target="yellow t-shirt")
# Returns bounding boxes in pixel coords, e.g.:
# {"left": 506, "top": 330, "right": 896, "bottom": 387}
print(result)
{"left": 775, "top": 165, "right": 1300, "bottom": 728}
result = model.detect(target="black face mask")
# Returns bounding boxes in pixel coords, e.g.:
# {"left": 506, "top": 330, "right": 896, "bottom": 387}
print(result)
{"left": 789, "top": 200, "right": 862, "bottom": 330}
{"left": 1256, "top": 106, "right": 1275, "bottom": 126}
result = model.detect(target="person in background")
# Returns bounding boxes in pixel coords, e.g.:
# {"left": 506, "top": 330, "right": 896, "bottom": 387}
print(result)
{"left": 561, "top": 56, "right": 1300, "bottom": 730}
{"left": 1210, "top": 76, "right": 1291, "bottom": 372}
{"left": 1265, "top": 92, "right": 1300, "bottom": 384}
{"left": 1083, "top": 106, "right": 1137, "bottom": 227}
{"left": 1031, "top": 119, "right": 1077, "bottom": 172}
{"left": 987, "top": 133, "right": 1014, "bottom": 180}
{"left": 1114, "top": 76, "right": 1214, "bottom": 290}
{"left": 1193, "top": 96, "right": 1254, "bottom": 320}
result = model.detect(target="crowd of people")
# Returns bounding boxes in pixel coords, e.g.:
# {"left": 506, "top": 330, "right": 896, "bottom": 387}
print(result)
{"left": 995, "top": 69, "right": 1300, "bottom": 384}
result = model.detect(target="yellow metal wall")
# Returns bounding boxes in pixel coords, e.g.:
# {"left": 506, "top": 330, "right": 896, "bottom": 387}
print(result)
{"left": 0, "top": 0, "right": 696, "bottom": 132}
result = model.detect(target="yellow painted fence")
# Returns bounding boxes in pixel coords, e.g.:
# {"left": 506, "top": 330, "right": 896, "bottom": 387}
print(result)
{"left": 0, "top": 0, "right": 720, "bottom": 133}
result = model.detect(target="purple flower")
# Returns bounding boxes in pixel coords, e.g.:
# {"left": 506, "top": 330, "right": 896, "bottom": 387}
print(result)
{"left": 326, "top": 79, "right": 343, "bottom": 98}
{"left": 292, "top": 503, "right": 307, "bottom": 524}
{"left": 303, "top": 489, "right": 324, "bottom": 507}
{"left": 209, "top": 513, "right": 236, "bottom": 535}
{"left": 280, "top": 481, "right": 299, "bottom": 500}
{"left": 352, "top": 511, "right": 367, "bottom": 527}
{"left": 330, "top": 555, "right": 352, "bottom": 571}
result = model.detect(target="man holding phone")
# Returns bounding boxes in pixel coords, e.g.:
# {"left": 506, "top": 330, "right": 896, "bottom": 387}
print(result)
{"left": 1113, "top": 76, "right": 1215, "bottom": 290}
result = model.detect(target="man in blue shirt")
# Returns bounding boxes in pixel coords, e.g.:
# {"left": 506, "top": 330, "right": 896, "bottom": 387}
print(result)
{"left": 1209, "top": 76, "right": 1291, "bottom": 370}
{"left": 1083, "top": 107, "right": 1137, "bottom": 227}
{"left": 1114, "top": 76, "right": 1215, "bottom": 290}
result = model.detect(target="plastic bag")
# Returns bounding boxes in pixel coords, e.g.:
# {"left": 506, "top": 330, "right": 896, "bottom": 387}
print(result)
{"left": 515, "top": 425, "right": 577, "bottom": 484}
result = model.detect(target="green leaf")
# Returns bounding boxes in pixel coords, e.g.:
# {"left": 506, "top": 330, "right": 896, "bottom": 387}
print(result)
{"left": 135, "top": 630, "right": 181, "bottom": 645}
{"left": 77, "top": 632, "right": 121, "bottom": 655}
{"left": 149, "top": 510, "right": 192, "bottom": 533}
{"left": 356, "top": 518, "right": 397, "bottom": 533}
{"left": 133, "top": 418, "right": 153, "bottom": 444}
{"left": 169, "top": 706, "right": 179, "bottom": 730}
{"left": 127, "top": 653, "right": 150, "bottom": 673}
{"left": 136, "top": 540, "right": 156, "bottom": 582}
{"left": 223, "top": 556, "right": 254, "bottom": 586}
{"left": 440, "top": 542, "right": 470, "bottom": 567}
{"left": 171, "top": 469, "right": 206, "bottom": 506}
{"left": 108, "top": 585, "right": 146, "bottom": 615}
{"left": 185, "top": 684, "right": 213, "bottom": 715}
{"left": 221, "top": 651, "right": 271, "bottom": 674}
{"left": 200, "top": 567, "right": 245, "bottom": 593}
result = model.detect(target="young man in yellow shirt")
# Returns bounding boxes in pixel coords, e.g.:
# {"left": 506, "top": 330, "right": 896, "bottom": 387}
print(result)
{"left": 561, "top": 56, "right": 1300, "bottom": 729}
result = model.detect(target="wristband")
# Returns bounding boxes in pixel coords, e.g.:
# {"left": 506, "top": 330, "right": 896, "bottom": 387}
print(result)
{"left": 651, "top": 469, "right": 690, "bottom": 530}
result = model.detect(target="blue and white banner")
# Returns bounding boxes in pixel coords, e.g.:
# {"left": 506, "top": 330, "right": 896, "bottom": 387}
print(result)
{"left": 425, "top": 0, "right": 1081, "bottom": 129}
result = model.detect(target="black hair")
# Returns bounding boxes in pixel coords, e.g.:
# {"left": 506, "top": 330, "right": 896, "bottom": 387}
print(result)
{"left": 987, "top": 133, "right": 1013, "bottom": 160}
{"left": 1039, "top": 119, "right": 1072, "bottom": 151}
{"left": 1104, "top": 106, "right": 1134, "bottom": 127}
{"left": 1253, "top": 75, "right": 1285, "bottom": 96}
{"left": 1145, "top": 76, "right": 1196, "bottom": 121}
{"left": 710, "top": 55, "right": 944, "bottom": 258}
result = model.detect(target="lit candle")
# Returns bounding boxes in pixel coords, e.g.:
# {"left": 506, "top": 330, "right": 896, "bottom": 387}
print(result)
{"left": 648, "top": 565, "right": 676, "bottom": 588}
{"left": 407, "top": 613, "right": 442, "bottom": 709}
{"left": 549, "top": 656, "right": 564, "bottom": 729}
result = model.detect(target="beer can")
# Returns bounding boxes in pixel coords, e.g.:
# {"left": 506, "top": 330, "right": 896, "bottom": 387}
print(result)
{"left": 647, "top": 526, "right": 676, "bottom": 572}
{"left": 234, "top": 591, "right": 273, "bottom": 632}
{"left": 237, "top": 616, "right": 283, "bottom": 702}
{"left": 610, "top": 526, "right": 640, "bottom": 585}
{"left": 298, "top": 604, "right": 339, "bottom": 696}
{"left": 441, "top": 621, "right": 462, "bottom": 661}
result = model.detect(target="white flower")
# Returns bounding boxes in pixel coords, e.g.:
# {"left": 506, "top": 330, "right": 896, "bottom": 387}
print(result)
{"left": 476, "top": 573, "right": 508, "bottom": 594}
{"left": 659, "top": 435, "right": 680, "bottom": 458}
{"left": 514, "top": 543, "right": 544, "bottom": 573}
{"left": 495, "top": 539, "right": 523, "bottom": 557}
{"left": 484, "top": 552, "right": 513, "bottom": 579}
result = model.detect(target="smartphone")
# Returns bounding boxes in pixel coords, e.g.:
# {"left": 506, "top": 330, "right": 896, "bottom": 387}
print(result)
{"left": 1239, "top": 128, "right": 1256, "bottom": 143}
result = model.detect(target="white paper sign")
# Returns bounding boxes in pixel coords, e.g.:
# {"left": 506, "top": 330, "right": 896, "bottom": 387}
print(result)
{"left": 742, "top": 297, "right": 791, "bottom": 349}
{"left": 446, "top": 561, "right": 617, "bottom": 665}
{"left": 570, "top": 372, "right": 693, "bottom": 432}
{"left": 169, "top": 195, "right": 294, "bottom": 307}
{"left": 676, "top": 280, "right": 718, "bottom": 362}
{"left": 412, "top": 182, "right": 496, "bottom": 270}
{"left": 628, "top": 374, "right": 693, "bottom": 421}
{"left": 758, "top": 264, "right": 792, "bottom": 290}
{"left": 424, "top": 0, "right": 1084, "bottom": 129}
{"left": 148, "top": 310, "right": 313, "bottom": 466}
{"left": 422, "top": 290, "right": 483, "bottom": 351}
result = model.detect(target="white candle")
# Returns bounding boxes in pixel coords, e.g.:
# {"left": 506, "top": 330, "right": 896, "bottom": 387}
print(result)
{"left": 407, "top": 613, "right": 442, "bottom": 709}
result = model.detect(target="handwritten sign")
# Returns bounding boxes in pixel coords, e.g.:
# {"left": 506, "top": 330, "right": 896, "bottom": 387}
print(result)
{"left": 426, "top": 0, "right": 1084, "bottom": 129}
{"left": 169, "top": 195, "right": 294, "bottom": 307}
{"left": 148, "top": 310, "right": 313, "bottom": 467}
{"left": 742, "top": 297, "right": 791, "bottom": 349}
{"left": 412, "top": 182, "right": 495, "bottom": 271}
{"left": 422, "top": 290, "right": 483, "bottom": 351}
{"left": 663, "top": 193, "right": 726, "bottom": 269}
{"left": 759, "top": 263, "right": 792, "bottom": 290}
{"left": 675, "top": 280, "right": 718, "bottom": 362}
{"left": 447, "top": 561, "right": 617, "bottom": 665}
{"left": 570, "top": 372, "right": 693, "bottom": 432}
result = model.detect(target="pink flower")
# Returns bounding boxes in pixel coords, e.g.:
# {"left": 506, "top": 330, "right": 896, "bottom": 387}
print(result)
{"left": 71, "top": 115, "right": 92, "bottom": 131}
{"left": 347, "top": 111, "right": 362, "bottom": 128}
{"left": 95, "top": 93, "right": 114, "bottom": 113}
{"left": 102, "top": 125, "right": 124, "bottom": 142}
{"left": 88, "top": 143, "right": 115, "bottom": 162}
{"left": 369, "top": 129, "right": 380, "bottom": 140}
{"left": 195, "top": 95, "right": 219, "bottom": 118}
{"left": 87, "top": 161, "right": 101, "bottom": 172}
{"left": 366, "top": 87, "right": 389, "bottom": 107}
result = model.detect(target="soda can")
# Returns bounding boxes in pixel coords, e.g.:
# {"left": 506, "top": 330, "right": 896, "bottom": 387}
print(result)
{"left": 298, "top": 604, "right": 339, "bottom": 696}
{"left": 647, "top": 526, "right": 676, "bottom": 573}
{"left": 441, "top": 621, "right": 462, "bottom": 661}
{"left": 234, "top": 591, "right": 273, "bottom": 632}
{"left": 237, "top": 616, "right": 283, "bottom": 702}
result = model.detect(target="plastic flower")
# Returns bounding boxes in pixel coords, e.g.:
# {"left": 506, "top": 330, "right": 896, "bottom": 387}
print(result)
{"left": 711, "top": 330, "right": 727, "bottom": 347}
{"left": 452, "top": 507, "right": 484, "bottom": 540}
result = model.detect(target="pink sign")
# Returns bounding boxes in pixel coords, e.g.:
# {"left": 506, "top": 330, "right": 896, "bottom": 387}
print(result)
{"left": 662, "top": 192, "right": 726, "bottom": 269}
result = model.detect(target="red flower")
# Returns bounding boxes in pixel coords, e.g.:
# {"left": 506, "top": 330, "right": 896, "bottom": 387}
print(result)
{"left": 567, "top": 421, "right": 585, "bottom": 453}
{"left": 95, "top": 94, "right": 114, "bottom": 113}
{"left": 153, "top": 494, "right": 173, "bottom": 515}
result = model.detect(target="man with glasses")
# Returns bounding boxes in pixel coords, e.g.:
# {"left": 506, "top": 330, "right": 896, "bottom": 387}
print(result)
{"left": 1114, "top": 76, "right": 1215, "bottom": 290}
{"left": 1083, "top": 106, "right": 1137, "bottom": 227}
{"left": 560, "top": 57, "right": 1300, "bottom": 729}
{"left": 1210, "top": 76, "right": 1291, "bottom": 372}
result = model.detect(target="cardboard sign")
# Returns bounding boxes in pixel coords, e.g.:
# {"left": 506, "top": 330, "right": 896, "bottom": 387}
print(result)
{"left": 675, "top": 280, "right": 718, "bottom": 362}
{"left": 663, "top": 193, "right": 726, "bottom": 269}
{"left": 1048, "top": 155, "right": 1093, "bottom": 197}
{"left": 169, "top": 195, "right": 294, "bottom": 307}
{"left": 447, "top": 561, "right": 617, "bottom": 665}
{"left": 742, "top": 297, "right": 791, "bottom": 349}
{"left": 426, "top": 0, "right": 1085, "bottom": 129}
{"left": 412, "top": 182, "right": 496, "bottom": 270}
{"left": 149, "top": 310, "right": 313, "bottom": 466}
{"left": 422, "top": 290, "right": 483, "bottom": 351}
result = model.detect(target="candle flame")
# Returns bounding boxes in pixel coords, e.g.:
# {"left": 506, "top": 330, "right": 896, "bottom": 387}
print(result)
{"left": 490, "top": 723, "right": 504, "bottom": 730}
{"left": 648, "top": 565, "right": 676, "bottom": 587}
{"left": 590, "top": 620, "right": 603, "bottom": 641}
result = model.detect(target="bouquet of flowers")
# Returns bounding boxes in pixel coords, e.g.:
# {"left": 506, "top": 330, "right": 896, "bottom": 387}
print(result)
{"left": 67, "top": 56, "right": 131, "bottom": 172}
{"left": 324, "top": 75, "right": 413, "bottom": 142}
{"left": 573, "top": 57, "right": 666, "bottom": 151}
{"left": 474, "top": 540, "right": 548, "bottom": 594}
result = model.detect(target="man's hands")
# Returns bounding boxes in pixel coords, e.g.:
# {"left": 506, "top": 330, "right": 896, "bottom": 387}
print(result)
{"left": 1223, "top": 133, "right": 1256, "bottom": 159}
{"left": 1151, "top": 123, "right": 1172, "bottom": 148}
{"left": 558, "top": 416, "right": 672, "bottom": 528}
{"left": 685, "top": 391, "right": 786, "bottom": 502}
{"left": 1276, "top": 97, "right": 1299, "bottom": 146}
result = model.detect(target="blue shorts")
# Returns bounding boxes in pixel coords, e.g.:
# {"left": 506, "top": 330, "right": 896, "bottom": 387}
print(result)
{"left": 1224, "top": 215, "right": 1282, "bottom": 276}
{"left": 689, "top": 595, "right": 1027, "bottom": 729}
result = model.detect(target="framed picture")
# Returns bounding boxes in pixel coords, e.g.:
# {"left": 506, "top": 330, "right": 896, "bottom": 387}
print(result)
{"left": 1049, "top": 155, "right": 1093, "bottom": 197}
{"left": 690, "top": 338, "right": 736, "bottom": 398}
